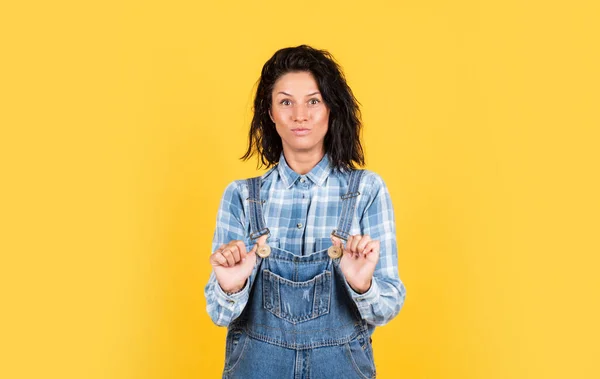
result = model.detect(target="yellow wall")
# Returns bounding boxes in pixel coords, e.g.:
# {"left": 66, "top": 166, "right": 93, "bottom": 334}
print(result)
{"left": 1, "top": 1, "right": 599, "bottom": 378}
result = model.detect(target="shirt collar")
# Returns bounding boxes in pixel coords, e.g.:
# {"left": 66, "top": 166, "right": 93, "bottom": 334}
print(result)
{"left": 277, "top": 152, "right": 333, "bottom": 188}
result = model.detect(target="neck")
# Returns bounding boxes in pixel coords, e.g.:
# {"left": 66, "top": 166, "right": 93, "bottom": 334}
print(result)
{"left": 282, "top": 149, "right": 325, "bottom": 175}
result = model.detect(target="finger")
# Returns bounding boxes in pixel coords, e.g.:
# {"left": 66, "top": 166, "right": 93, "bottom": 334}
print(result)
{"left": 330, "top": 235, "right": 344, "bottom": 248}
{"left": 345, "top": 235, "right": 353, "bottom": 255}
{"left": 232, "top": 240, "right": 248, "bottom": 256}
{"left": 221, "top": 248, "right": 236, "bottom": 267}
{"left": 228, "top": 244, "right": 241, "bottom": 263}
{"left": 364, "top": 240, "right": 380, "bottom": 258}
{"left": 357, "top": 235, "right": 371, "bottom": 256}
{"left": 239, "top": 246, "right": 248, "bottom": 261}
{"left": 247, "top": 243, "right": 258, "bottom": 258}
{"left": 210, "top": 252, "right": 229, "bottom": 267}
{"left": 341, "top": 236, "right": 356, "bottom": 259}
{"left": 330, "top": 235, "right": 343, "bottom": 248}
{"left": 349, "top": 235, "right": 361, "bottom": 257}
{"left": 232, "top": 240, "right": 248, "bottom": 261}
{"left": 373, "top": 239, "right": 381, "bottom": 253}
{"left": 256, "top": 234, "right": 268, "bottom": 246}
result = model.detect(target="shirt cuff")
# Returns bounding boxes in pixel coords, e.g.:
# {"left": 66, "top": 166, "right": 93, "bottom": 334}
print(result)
{"left": 214, "top": 280, "right": 250, "bottom": 310}
{"left": 344, "top": 277, "right": 381, "bottom": 309}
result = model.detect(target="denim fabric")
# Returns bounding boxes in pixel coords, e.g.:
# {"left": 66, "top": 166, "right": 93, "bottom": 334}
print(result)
{"left": 222, "top": 170, "right": 377, "bottom": 379}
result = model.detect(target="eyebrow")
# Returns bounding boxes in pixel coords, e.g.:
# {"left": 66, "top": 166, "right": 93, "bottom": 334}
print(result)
{"left": 276, "top": 91, "right": 321, "bottom": 97}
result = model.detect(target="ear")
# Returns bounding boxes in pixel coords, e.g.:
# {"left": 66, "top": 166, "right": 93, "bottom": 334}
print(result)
{"left": 268, "top": 108, "right": 274, "bottom": 123}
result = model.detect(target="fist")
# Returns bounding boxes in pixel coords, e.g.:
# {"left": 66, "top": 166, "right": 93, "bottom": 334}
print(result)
{"left": 333, "top": 234, "right": 380, "bottom": 294}
{"left": 210, "top": 235, "right": 267, "bottom": 294}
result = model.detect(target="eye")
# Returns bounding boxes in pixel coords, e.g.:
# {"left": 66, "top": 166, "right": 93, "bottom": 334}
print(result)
{"left": 280, "top": 99, "right": 292, "bottom": 106}
{"left": 308, "top": 98, "right": 321, "bottom": 105}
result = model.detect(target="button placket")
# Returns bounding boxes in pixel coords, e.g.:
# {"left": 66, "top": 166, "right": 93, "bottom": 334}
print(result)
{"left": 291, "top": 183, "right": 310, "bottom": 254}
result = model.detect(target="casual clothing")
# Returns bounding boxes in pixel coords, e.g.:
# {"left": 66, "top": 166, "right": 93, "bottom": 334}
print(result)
{"left": 204, "top": 153, "right": 406, "bottom": 378}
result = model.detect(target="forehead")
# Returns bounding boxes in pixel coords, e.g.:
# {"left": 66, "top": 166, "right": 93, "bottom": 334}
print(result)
{"left": 272, "top": 71, "right": 319, "bottom": 94}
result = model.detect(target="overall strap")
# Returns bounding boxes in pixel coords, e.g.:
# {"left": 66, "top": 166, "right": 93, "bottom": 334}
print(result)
{"left": 246, "top": 176, "right": 270, "bottom": 241}
{"left": 331, "top": 169, "right": 365, "bottom": 241}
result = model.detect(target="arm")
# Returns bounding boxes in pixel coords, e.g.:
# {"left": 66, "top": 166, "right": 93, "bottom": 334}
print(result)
{"left": 204, "top": 181, "right": 258, "bottom": 327}
{"left": 345, "top": 173, "right": 407, "bottom": 326}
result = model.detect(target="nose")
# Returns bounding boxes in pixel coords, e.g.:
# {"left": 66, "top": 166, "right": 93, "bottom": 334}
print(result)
{"left": 292, "top": 104, "right": 309, "bottom": 122}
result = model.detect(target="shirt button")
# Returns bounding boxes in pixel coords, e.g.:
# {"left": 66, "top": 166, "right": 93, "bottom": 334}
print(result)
{"left": 300, "top": 177, "right": 306, "bottom": 183}
{"left": 297, "top": 223, "right": 303, "bottom": 229}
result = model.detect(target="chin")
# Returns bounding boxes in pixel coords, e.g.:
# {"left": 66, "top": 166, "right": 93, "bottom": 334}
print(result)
{"left": 287, "top": 142, "right": 321, "bottom": 152}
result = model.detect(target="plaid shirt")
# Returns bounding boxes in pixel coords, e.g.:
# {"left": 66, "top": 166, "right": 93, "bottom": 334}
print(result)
{"left": 204, "top": 153, "right": 406, "bottom": 330}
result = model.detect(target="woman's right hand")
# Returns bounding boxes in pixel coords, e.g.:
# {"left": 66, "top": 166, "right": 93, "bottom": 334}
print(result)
{"left": 209, "top": 235, "right": 267, "bottom": 294}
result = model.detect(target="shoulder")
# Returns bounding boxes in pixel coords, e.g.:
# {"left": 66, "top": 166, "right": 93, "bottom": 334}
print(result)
{"left": 218, "top": 180, "right": 244, "bottom": 209}
{"left": 354, "top": 170, "right": 394, "bottom": 217}
{"left": 327, "top": 168, "right": 387, "bottom": 198}
{"left": 220, "top": 165, "right": 279, "bottom": 199}
{"left": 358, "top": 169, "right": 388, "bottom": 197}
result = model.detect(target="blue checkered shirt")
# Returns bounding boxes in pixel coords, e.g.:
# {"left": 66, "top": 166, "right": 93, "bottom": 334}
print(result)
{"left": 204, "top": 153, "right": 406, "bottom": 330}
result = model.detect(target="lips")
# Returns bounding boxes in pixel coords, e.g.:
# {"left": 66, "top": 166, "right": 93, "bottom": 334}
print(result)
{"left": 291, "top": 128, "right": 311, "bottom": 136}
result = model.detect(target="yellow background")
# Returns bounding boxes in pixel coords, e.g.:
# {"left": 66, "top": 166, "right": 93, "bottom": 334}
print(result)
{"left": 1, "top": 1, "right": 599, "bottom": 378}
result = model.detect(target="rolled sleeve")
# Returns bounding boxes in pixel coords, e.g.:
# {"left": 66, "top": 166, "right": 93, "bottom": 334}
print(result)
{"left": 352, "top": 172, "right": 406, "bottom": 326}
{"left": 204, "top": 181, "right": 253, "bottom": 327}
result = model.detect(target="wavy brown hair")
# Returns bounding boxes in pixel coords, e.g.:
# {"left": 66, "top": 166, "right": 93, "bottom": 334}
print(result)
{"left": 241, "top": 45, "right": 365, "bottom": 171}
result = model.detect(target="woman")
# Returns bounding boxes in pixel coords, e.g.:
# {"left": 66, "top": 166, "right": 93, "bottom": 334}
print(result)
{"left": 204, "top": 45, "right": 406, "bottom": 378}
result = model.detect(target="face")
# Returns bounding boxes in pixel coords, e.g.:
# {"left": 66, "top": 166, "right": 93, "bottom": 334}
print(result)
{"left": 269, "top": 71, "right": 330, "bottom": 155}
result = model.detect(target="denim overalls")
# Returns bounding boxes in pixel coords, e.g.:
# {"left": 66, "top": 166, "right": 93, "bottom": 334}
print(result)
{"left": 222, "top": 169, "right": 376, "bottom": 379}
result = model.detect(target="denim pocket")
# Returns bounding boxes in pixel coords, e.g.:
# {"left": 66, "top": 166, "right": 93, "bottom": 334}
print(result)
{"left": 262, "top": 269, "right": 331, "bottom": 324}
{"left": 345, "top": 334, "right": 376, "bottom": 378}
{"left": 223, "top": 327, "right": 249, "bottom": 374}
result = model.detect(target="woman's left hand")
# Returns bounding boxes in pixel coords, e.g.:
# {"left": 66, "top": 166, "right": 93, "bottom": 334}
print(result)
{"left": 333, "top": 234, "right": 380, "bottom": 294}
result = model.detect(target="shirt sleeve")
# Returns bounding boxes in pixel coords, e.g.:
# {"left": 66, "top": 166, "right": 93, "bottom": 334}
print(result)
{"left": 204, "top": 180, "right": 257, "bottom": 327}
{"left": 343, "top": 172, "right": 407, "bottom": 326}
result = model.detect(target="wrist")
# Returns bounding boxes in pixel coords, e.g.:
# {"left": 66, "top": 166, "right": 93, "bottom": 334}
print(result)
{"left": 220, "top": 280, "right": 247, "bottom": 295}
{"left": 349, "top": 279, "right": 372, "bottom": 294}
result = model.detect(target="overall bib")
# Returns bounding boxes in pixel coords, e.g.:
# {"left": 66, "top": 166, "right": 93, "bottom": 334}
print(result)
{"left": 222, "top": 170, "right": 376, "bottom": 379}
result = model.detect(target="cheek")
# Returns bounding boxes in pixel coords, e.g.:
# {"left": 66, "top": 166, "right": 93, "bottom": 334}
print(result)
{"left": 271, "top": 108, "right": 290, "bottom": 124}
{"left": 314, "top": 108, "right": 330, "bottom": 127}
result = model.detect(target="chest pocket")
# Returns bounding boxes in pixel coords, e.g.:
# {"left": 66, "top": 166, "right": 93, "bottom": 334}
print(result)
{"left": 262, "top": 269, "right": 331, "bottom": 325}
